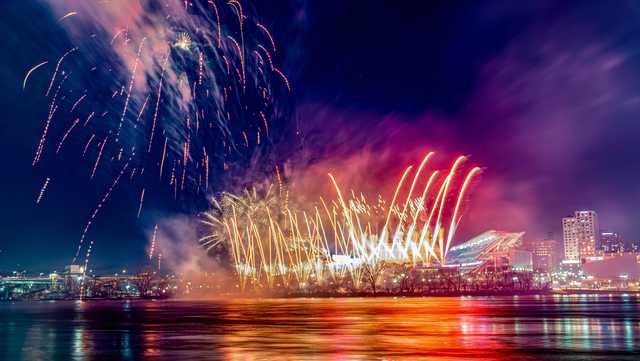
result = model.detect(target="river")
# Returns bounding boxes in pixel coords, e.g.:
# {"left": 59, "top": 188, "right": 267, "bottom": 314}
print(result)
{"left": 1, "top": 295, "right": 639, "bottom": 360}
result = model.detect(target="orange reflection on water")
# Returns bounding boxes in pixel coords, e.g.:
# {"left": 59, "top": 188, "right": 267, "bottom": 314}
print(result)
{"left": 218, "top": 298, "right": 521, "bottom": 360}
{"left": 3, "top": 295, "right": 639, "bottom": 360}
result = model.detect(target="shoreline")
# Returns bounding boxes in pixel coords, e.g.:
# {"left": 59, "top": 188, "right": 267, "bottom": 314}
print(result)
{"left": 4, "top": 289, "right": 640, "bottom": 302}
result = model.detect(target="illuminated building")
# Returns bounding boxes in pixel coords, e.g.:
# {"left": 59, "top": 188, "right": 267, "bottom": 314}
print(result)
{"left": 562, "top": 217, "right": 579, "bottom": 261}
{"left": 599, "top": 231, "right": 624, "bottom": 254}
{"left": 445, "top": 230, "right": 529, "bottom": 272}
{"left": 65, "top": 264, "right": 84, "bottom": 275}
{"left": 583, "top": 253, "right": 640, "bottom": 281}
{"left": 562, "top": 210, "right": 599, "bottom": 261}
{"left": 531, "top": 239, "right": 557, "bottom": 273}
{"left": 49, "top": 272, "right": 61, "bottom": 290}
{"left": 63, "top": 264, "right": 85, "bottom": 293}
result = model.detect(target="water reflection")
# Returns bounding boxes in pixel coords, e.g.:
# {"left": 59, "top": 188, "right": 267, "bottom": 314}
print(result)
{"left": 0, "top": 296, "right": 638, "bottom": 360}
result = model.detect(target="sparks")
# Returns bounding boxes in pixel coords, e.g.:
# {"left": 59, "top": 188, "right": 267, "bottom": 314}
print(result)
{"left": 22, "top": 61, "right": 48, "bottom": 90}
{"left": 174, "top": 32, "right": 192, "bottom": 50}
{"left": 137, "top": 188, "right": 145, "bottom": 218}
{"left": 202, "top": 152, "right": 482, "bottom": 291}
{"left": 58, "top": 11, "right": 77, "bottom": 23}
{"left": 35, "top": 177, "right": 51, "bottom": 204}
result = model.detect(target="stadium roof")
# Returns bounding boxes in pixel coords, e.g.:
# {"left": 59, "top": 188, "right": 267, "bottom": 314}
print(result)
{"left": 445, "top": 230, "right": 525, "bottom": 267}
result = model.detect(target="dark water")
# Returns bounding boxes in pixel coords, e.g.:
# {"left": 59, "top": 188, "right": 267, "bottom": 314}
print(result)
{"left": 1, "top": 295, "right": 639, "bottom": 360}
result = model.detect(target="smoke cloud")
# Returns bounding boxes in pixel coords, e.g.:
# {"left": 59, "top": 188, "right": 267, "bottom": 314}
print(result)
{"left": 149, "top": 215, "right": 240, "bottom": 298}
{"left": 292, "top": 19, "right": 640, "bottom": 243}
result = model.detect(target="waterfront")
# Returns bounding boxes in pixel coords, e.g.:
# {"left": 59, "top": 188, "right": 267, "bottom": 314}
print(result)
{"left": 1, "top": 295, "right": 639, "bottom": 360}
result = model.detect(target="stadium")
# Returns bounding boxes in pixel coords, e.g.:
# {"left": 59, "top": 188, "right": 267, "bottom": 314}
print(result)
{"left": 444, "top": 230, "right": 531, "bottom": 272}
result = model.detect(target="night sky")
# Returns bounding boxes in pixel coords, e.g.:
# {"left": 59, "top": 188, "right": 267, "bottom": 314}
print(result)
{"left": 1, "top": 0, "right": 640, "bottom": 273}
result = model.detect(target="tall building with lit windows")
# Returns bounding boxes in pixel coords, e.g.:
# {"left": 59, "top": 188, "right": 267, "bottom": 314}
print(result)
{"left": 563, "top": 217, "right": 580, "bottom": 261}
{"left": 562, "top": 210, "right": 599, "bottom": 262}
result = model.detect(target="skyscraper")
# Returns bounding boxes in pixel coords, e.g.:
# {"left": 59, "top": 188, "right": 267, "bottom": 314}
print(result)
{"left": 562, "top": 210, "right": 599, "bottom": 261}
{"left": 563, "top": 217, "right": 579, "bottom": 261}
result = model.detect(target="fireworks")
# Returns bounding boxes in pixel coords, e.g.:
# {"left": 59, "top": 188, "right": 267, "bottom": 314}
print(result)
{"left": 200, "top": 152, "right": 482, "bottom": 291}
{"left": 57, "top": 11, "right": 77, "bottom": 23}
{"left": 29, "top": 0, "right": 292, "bottom": 263}
{"left": 137, "top": 188, "right": 146, "bottom": 218}
{"left": 45, "top": 47, "right": 77, "bottom": 97}
{"left": 35, "top": 177, "right": 51, "bottom": 204}
{"left": 78, "top": 239, "right": 93, "bottom": 301}
{"left": 22, "top": 61, "right": 48, "bottom": 90}
{"left": 174, "top": 32, "right": 193, "bottom": 51}
{"left": 32, "top": 2, "right": 479, "bottom": 294}
{"left": 55, "top": 117, "right": 80, "bottom": 154}
{"left": 73, "top": 158, "right": 132, "bottom": 264}
{"left": 149, "top": 224, "right": 158, "bottom": 260}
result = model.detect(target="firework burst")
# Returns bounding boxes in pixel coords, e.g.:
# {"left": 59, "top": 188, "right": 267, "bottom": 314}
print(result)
{"left": 28, "top": 0, "right": 293, "bottom": 264}
{"left": 200, "top": 152, "right": 482, "bottom": 291}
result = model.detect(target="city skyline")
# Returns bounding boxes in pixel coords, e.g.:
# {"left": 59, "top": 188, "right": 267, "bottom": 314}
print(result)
{"left": 3, "top": 207, "right": 639, "bottom": 278}
{"left": 3, "top": 207, "right": 636, "bottom": 274}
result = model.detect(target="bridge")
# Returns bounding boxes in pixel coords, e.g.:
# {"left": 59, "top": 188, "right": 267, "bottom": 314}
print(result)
{"left": 0, "top": 276, "right": 57, "bottom": 300}
{"left": 1, "top": 271, "right": 171, "bottom": 300}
